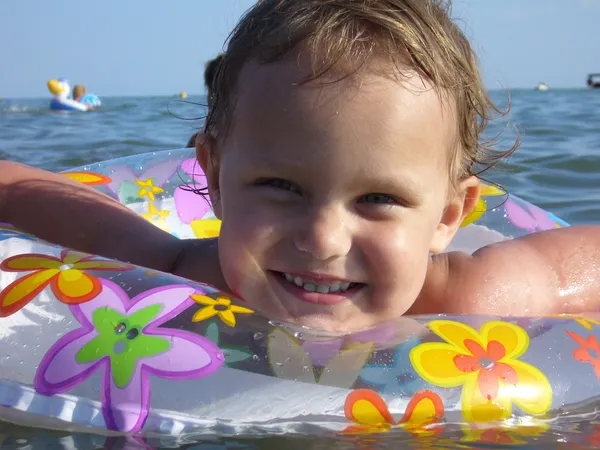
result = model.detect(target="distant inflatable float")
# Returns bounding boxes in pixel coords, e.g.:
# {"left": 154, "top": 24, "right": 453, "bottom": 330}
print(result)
{"left": 47, "top": 78, "right": 101, "bottom": 112}
{"left": 2, "top": 148, "right": 600, "bottom": 445}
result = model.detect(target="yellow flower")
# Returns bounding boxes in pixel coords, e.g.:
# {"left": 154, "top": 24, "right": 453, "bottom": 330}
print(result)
{"left": 141, "top": 203, "right": 170, "bottom": 232}
{"left": 0, "top": 250, "right": 133, "bottom": 317}
{"left": 410, "top": 320, "right": 552, "bottom": 423}
{"left": 135, "top": 178, "right": 164, "bottom": 202}
{"left": 549, "top": 313, "right": 600, "bottom": 331}
{"left": 460, "top": 184, "right": 504, "bottom": 227}
{"left": 190, "top": 294, "right": 253, "bottom": 327}
{"left": 190, "top": 219, "right": 221, "bottom": 239}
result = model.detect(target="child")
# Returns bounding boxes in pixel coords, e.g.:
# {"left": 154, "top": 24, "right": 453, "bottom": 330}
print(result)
{"left": 186, "top": 54, "right": 225, "bottom": 148}
{"left": 204, "top": 53, "right": 224, "bottom": 107}
{"left": 72, "top": 84, "right": 100, "bottom": 110}
{"left": 72, "top": 84, "right": 86, "bottom": 102}
{"left": 1, "top": 0, "right": 600, "bottom": 332}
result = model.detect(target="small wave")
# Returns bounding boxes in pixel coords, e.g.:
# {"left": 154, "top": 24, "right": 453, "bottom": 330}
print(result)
{"left": 97, "top": 103, "right": 137, "bottom": 111}
{"left": 0, "top": 105, "right": 48, "bottom": 115}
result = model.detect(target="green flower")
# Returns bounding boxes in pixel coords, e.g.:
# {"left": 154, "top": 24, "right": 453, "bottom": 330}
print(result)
{"left": 76, "top": 304, "right": 169, "bottom": 388}
{"left": 205, "top": 321, "right": 254, "bottom": 365}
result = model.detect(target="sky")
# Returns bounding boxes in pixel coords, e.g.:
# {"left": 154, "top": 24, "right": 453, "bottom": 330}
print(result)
{"left": 1, "top": 0, "right": 599, "bottom": 98}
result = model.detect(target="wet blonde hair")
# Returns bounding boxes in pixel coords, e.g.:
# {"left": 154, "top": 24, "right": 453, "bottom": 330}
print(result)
{"left": 73, "top": 85, "right": 86, "bottom": 100}
{"left": 204, "top": 0, "right": 517, "bottom": 180}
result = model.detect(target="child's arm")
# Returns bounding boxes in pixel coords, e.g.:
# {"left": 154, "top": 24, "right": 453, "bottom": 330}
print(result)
{"left": 414, "top": 226, "right": 600, "bottom": 315}
{"left": 0, "top": 161, "right": 189, "bottom": 275}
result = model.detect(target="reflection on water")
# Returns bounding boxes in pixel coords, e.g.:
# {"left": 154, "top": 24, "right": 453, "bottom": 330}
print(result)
{"left": 4, "top": 414, "right": 600, "bottom": 449}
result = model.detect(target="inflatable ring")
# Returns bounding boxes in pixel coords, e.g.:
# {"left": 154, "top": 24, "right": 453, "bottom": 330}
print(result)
{"left": 1, "top": 148, "right": 597, "bottom": 444}
{"left": 77, "top": 93, "right": 102, "bottom": 109}
{"left": 47, "top": 79, "right": 101, "bottom": 112}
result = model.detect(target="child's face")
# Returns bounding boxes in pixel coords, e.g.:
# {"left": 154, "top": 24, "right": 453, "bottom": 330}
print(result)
{"left": 201, "top": 57, "right": 474, "bottom": 332}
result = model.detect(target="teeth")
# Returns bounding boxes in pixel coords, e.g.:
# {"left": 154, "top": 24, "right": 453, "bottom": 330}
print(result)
{"left": 281, "top": 273, "right": 355, "bottom": 294}
{"left": 316, "top": 284, "right": 330, "bottom": 294}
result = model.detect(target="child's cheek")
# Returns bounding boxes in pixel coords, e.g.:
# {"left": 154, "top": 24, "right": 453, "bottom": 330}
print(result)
{"left": 218, "top": 221, "right": 270, "bottom": 296}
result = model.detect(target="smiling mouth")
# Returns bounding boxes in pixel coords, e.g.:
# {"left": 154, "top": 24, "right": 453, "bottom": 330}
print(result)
{"left": 275, "top": 271, "right": 362, "bottom": 295}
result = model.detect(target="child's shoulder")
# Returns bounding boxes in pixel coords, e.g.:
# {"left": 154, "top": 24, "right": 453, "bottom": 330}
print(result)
{"left": 172, "top": 237, "right": 228, "bottom": 291}
{"left": 410, "top": 226, "right": 600, "bottom": 316}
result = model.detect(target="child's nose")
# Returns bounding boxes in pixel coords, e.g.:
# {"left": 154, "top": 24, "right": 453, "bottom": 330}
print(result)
{"left": 293, "top": 205, "right": 352, "bottom": 261}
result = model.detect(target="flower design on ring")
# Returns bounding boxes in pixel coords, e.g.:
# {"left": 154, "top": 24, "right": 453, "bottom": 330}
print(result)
{"left": 62, "top": 171, "right": 112, "bottom": 186}
{"left": 204, "top": 321, "right": 254, "bottom": 365}
{"left": 190, "top": 294, "right": 253, "bottom": 327}
{"left": 552, "top": 314, "right": 600, "bottom": 331}
{"left": 34, "top": 281, "right": 224, "bottom": 433}
{"left": 566, "top": 330, "right": 600, "bottom": 380}
{"left": 0, "top": 249, "right": 134, "bottom": 317}
{"left": 343, "top": 389, "right": 444, "bottom": 436}
{"left": 410, "top": 320, "right": 552, "bottom": 423}
{"left": 505, "top": 199, "right": 566, "bottom": 232}
{"left": 460, "top": 184, "right": 504, "bottom": 227}
{"left": 0, "top": 223, "right": 35, "bottom": 243}
{"left": 141, "top": 203, "right": 170, "bottom": 233}
{"left": 190, "top": 219, "right": 222, "bottom": 239}
{"left": 135, "top": 178, "right": 164, "bottom": 202}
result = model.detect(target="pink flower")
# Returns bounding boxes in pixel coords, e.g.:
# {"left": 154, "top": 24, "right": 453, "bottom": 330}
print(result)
{"left": 174, "top": 159, "right": 212, "bottom": 224}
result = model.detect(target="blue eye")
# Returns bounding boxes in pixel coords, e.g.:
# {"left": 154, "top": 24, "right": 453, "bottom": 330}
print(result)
{"left": 360, "top": 193, "right": 398, "bottom": 205}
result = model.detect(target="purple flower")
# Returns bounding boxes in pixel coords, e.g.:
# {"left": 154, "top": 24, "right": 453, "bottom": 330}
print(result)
{"left": 34, "top": 280, "right": 223, "bottom": 433}
{"left": 104, "top": 160, "right": 181, "bottom": 203}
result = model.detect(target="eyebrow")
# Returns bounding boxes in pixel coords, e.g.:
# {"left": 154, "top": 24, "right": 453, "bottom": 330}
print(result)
{"left": 240, "top": 153, "right": 308, "bottom": 172}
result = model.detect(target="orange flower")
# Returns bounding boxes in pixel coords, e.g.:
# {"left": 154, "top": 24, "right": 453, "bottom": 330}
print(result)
{"left": 566, "top": 330, "right": 600, "bottom": 379}
{"left": 61, "top": 171, "right": 112, "bottom": 186}
{"left": 0, "top": 249, "right": 134, "bottom": 317}
{"left": 410, "top": 320, "right": 552, "bottom": 423}
{"left": 587, "top": 424, "right": 600, "bottom": 447}
{"left": 342, "top": 389, "right": 444, "bottom": 436}
{"left": 452, "top": 339, "right": 518, "bottom": 401}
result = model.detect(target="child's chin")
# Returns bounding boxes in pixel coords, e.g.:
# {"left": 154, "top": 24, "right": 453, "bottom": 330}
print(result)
{"left": 279, "top": 312, "right": 374, "bottom": 334}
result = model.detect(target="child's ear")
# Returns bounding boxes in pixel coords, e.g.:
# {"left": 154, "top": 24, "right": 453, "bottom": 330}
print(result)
{"left": 195, "top": 133, "right": 222, "bottom": 219}
{"left": 430, "top": 177, "right": 481, "bottom": 254}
